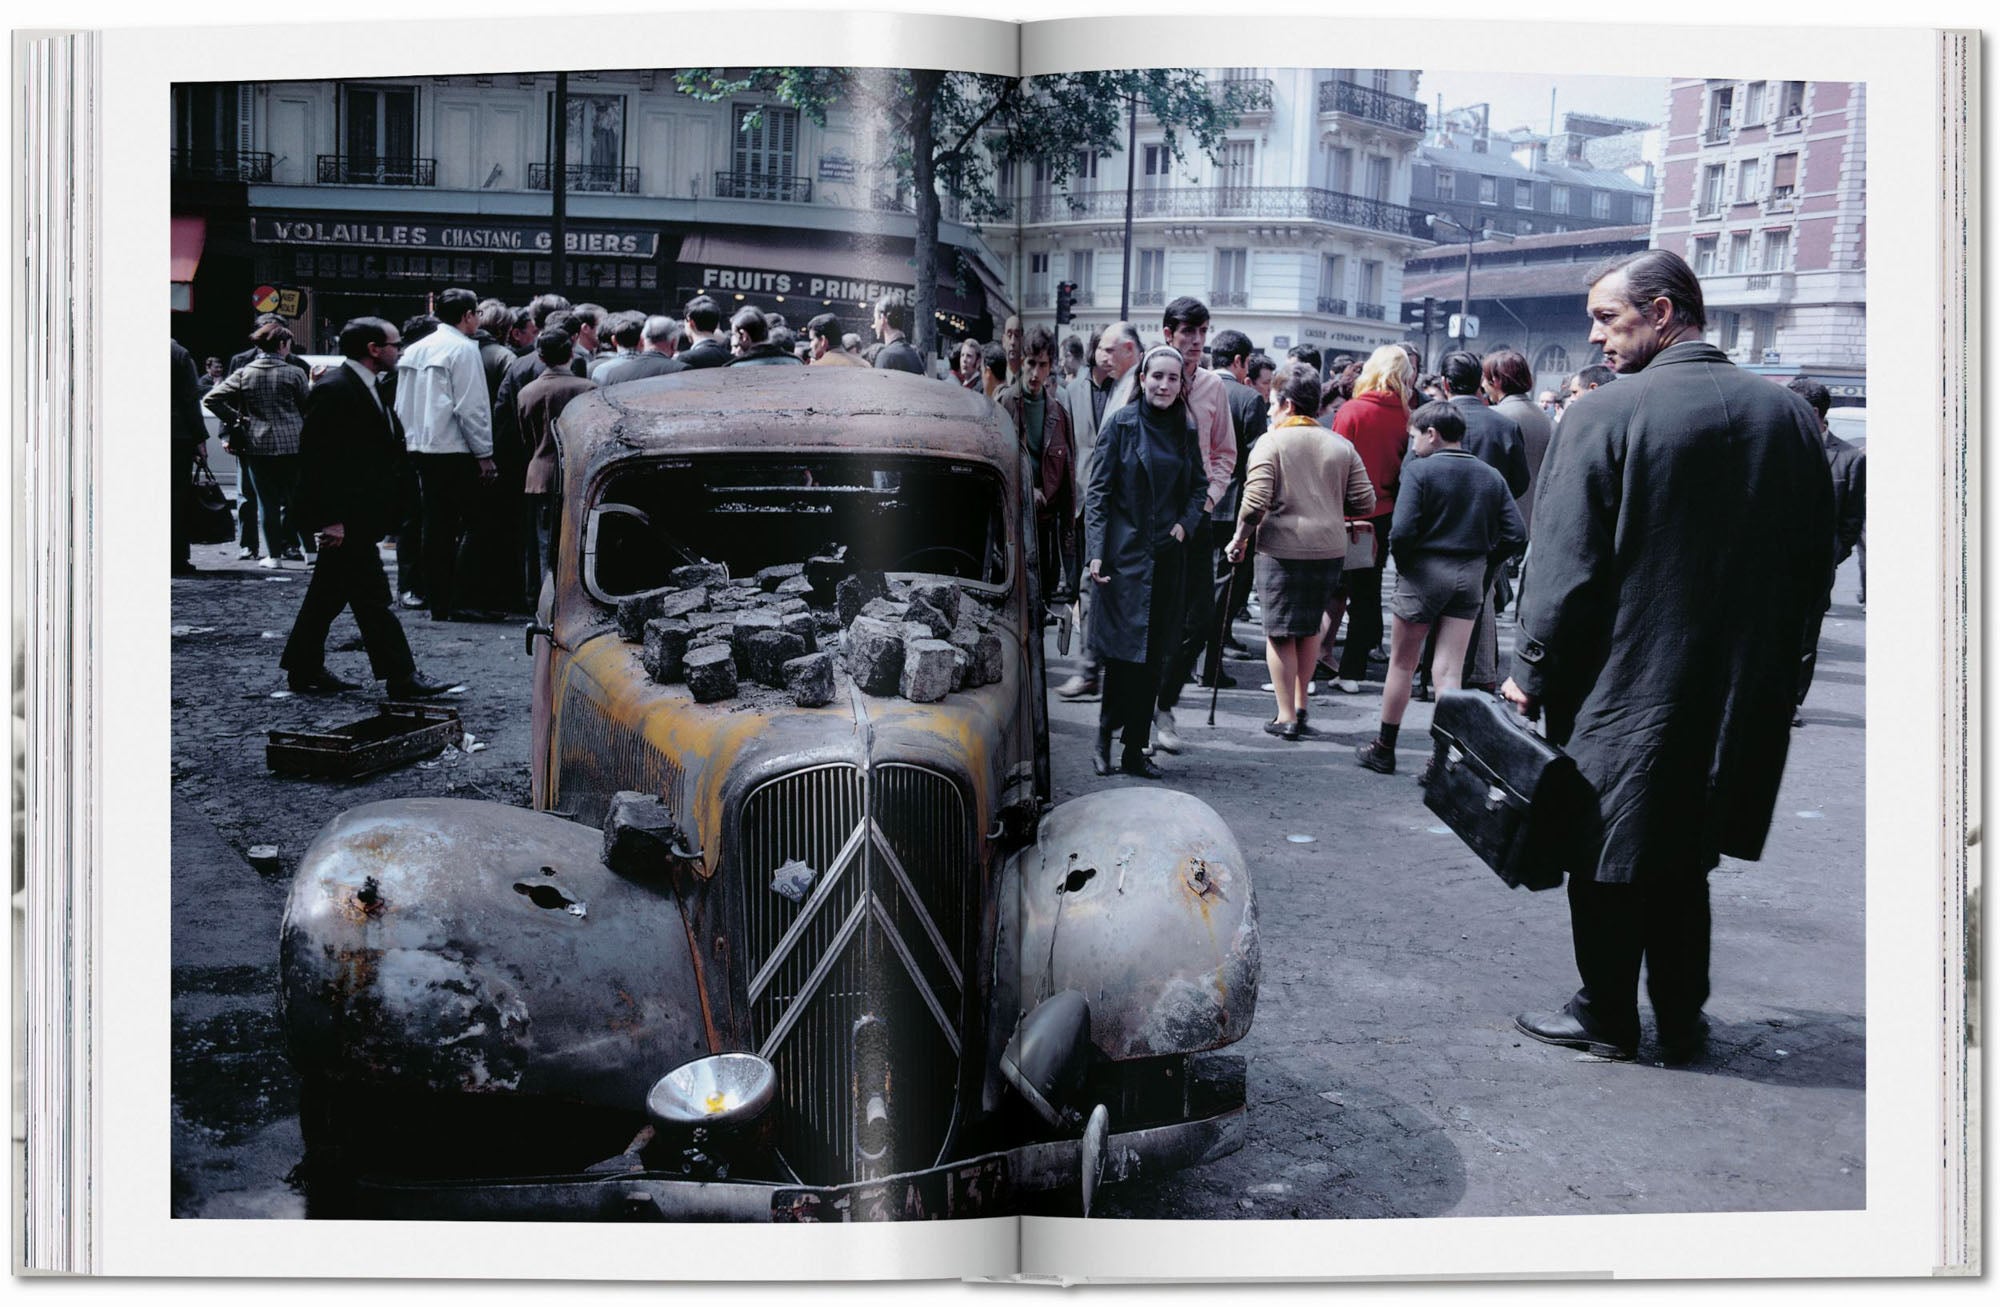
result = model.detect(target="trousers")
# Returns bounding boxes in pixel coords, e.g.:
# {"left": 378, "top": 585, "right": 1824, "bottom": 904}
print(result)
{"left": 1566, "top": 868, "right": 1712, "bottom": 1048}
{"left": 414, "top": 452, "right": 480, "bottom": 618}
{"left": 1157, "top": 519, "right": 1212, "bottom": 711}
{"left": 279, "top": 538, "right": 415, "bottom": 681}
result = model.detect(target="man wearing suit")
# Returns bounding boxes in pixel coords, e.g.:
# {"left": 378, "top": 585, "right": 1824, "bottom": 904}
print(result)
{"left": 658, "top": 296, "right": 733, "bottom": 374}
{"left": 595, "top": 315, "right": 681, "bottom": 385}
{"left": 1055, "top": 321, "right": 1143, "bottom": 700}
{"left": 280, "top": 318, "right": 453, "bottom": 698}
{"left": 1438, "top": 350, "right": 1529, "bottom": 690}
{"left": 1192, "top": 329, "right": 1269, "bottom": 689}
{"left": 1504, "top": 250, "right": 1832, "bottom": 1063}
{"left": 871, "top": 292, "right": 927, "bottom": 375}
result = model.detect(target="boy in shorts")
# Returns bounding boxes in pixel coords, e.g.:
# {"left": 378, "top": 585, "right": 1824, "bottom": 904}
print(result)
{"left": 1356, "top": 400, "right": 1527, "bottom": 775}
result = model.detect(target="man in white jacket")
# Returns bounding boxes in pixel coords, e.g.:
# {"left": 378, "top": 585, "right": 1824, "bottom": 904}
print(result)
{"left": 394, "top": 286, "right": 497, "bottom": 622}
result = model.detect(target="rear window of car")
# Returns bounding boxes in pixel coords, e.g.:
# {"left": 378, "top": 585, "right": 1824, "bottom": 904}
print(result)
{"left": 584, "top": 454, "right": 1009, "bottom": 602}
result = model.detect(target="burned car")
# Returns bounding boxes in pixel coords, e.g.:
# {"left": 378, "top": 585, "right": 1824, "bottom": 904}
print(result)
{"left": 279, "top": 367, "right": 1259, "bottom": 1220}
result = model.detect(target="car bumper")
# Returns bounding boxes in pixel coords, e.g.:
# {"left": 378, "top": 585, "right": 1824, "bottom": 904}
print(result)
{"left": 350, "top": 1108, "right": 1246, "bottom": 1222}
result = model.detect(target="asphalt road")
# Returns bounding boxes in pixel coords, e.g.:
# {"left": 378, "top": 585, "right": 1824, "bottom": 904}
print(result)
{"left": 168, "top": 539, "right": 1865, "bottom": 1221}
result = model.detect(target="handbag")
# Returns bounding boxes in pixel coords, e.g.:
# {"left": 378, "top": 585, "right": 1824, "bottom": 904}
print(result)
{"left": 1420, "top": 689, "right": 1589, "bottom": 891}
{"left": 189, "top": 461, "right": 237, "bottom": 545}
{"left": 1342, "top": 519, "right": 1377, "bottom": 572}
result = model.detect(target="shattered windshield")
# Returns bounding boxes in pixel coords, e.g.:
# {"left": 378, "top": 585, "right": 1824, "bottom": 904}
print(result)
{"left": 585, "top": 454, "right": 1009, "bottom": 602}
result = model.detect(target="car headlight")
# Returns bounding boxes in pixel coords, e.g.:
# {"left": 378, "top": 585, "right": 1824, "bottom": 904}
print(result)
{"left": 646, "top": 1053, "right": 777, "bottom": 1128}
{"left": 1001, "top": 990, "right": 1094, "bottom": 1129}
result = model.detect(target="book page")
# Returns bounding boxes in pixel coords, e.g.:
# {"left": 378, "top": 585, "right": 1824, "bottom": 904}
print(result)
{"left": 1009, "top": 13, "right": 1969, "bottom": 1282}
{"left": 93, "top": 8, "right": 1045, "bottom": 1281}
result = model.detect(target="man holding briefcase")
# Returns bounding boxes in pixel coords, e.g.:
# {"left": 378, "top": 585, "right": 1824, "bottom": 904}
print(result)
{"left": 1501, "top": 250, "right": 1834, "bottom": 1064}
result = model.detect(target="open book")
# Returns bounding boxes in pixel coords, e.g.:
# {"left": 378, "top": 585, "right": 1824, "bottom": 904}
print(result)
{"left": 15, "top": 6, "right": 1978, "bottom": 1283}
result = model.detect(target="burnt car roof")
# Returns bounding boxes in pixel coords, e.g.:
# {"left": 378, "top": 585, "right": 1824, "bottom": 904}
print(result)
{"left": 561, "top": 366, "right": 1018, "bottom": 482}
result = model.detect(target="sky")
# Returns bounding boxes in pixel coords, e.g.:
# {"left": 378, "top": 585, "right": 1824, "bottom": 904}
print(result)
{"left": 1407, "top": 69, "right": 1672, "bottom": 139}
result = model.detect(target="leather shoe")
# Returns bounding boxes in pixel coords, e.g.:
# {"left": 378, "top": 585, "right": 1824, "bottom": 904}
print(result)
{"left": 386, "top": 673, "right": 458, "bottom": 699}
{"left": 1354, "top": 738, "right": 1396, "bottom": 774}
{"left": 1514, "top": 1009, "right": 1636, "bottom": 1061}
{"left": 286, "top": 668, "right": 361, "bottom": 694}
{"left": 1091, "top": 725, "right": 1115, "bottom": 777}
{"left": 1262, "top": 718, "right": 1293, "bottom": 739}
{"left": 1056, "top": 674, "right": 1099, "bottom": 700}
{"left": 1120, "top": 750, "right": 1165, "bottom": 779}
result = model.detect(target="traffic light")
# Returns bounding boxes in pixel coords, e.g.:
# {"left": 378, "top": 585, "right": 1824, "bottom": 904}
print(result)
{"left": 1055, "top": 281, "right": 1076, "bottom": 326}
{"left": 1405, "top": 296, "right": 1442, "bottom": 332}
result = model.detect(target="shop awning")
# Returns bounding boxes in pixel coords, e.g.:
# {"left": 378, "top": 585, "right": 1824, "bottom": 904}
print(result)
{"left": 170, "top": 216, "right": 206, "bottom": 284}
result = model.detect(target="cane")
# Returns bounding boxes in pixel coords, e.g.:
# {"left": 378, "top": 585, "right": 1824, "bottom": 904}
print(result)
{"left": 1206, "top": 548, "right": 1242, "bottom": 728}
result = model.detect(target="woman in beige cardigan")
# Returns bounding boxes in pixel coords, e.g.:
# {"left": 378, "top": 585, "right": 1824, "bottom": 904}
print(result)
{"left": 1224, "top": 361, "right": 1376, "bottom": 740}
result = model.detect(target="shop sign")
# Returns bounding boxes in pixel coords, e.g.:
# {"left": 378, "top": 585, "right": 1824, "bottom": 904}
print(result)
{"left": 696, "top": 264, "right": 914, "bottom": 305}
{"left": 251, "top": 214, "right": 659, "bottom": 258}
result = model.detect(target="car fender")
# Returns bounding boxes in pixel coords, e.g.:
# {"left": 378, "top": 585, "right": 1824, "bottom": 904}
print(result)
{"left": 998, "top": 789, "right": 1258, "bottom": 1065}
{"left": 279, "top": 798, "right": 709, "bottom": 1108}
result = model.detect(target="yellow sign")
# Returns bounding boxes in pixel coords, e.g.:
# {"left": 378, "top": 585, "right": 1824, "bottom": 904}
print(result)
{"left": 251, "top": 285, "right": 280, "bottom": 313}
{"left": 277, "top": 287, "right": 305, "bottom": 318}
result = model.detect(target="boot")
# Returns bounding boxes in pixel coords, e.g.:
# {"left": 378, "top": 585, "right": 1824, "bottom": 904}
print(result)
{"left": 1355, "top": 737, "right": 1396, "bottom": 774}
{"left": 1091, "top": 723, "right": 1115, "bottom": 776}
{"left": 1120, "top": 748, "right": 1166, "bottom": 779}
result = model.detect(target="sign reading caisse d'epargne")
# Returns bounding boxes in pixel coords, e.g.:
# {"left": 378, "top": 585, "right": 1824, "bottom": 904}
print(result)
{"left": 250, "top": 214, "right": 659, "bottom": 258}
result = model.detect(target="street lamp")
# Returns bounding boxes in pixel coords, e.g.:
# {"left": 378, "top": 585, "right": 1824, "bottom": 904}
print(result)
{"left": 1425, "top": 213, "right": 1514, "bottom": 350}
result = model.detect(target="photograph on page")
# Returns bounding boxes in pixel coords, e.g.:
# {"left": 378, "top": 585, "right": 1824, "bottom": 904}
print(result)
{"left": 163, "top": 47, "right": 1871, "bottom": 1237}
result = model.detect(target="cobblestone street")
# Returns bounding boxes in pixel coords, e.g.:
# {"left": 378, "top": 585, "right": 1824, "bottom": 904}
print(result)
{"left": 169, "top": 535, "right": 1865, "bottom": 1222}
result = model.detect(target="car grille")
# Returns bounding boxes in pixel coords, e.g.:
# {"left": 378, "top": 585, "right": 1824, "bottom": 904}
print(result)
{"left": 738, "top": 763, "right": 977, "bottom": 1184}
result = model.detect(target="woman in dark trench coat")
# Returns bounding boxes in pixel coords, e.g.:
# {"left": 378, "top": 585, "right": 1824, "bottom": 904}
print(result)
{"left": 1083, "top": 344, "right": 1208, "bottom": 778}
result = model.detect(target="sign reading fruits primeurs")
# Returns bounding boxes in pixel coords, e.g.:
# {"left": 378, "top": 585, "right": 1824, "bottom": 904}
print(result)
{"left": 251, "top": 215, "right": 659, "bottom": 259}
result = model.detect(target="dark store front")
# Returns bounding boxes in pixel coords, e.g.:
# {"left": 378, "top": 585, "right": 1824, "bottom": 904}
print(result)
{"left": 246, "top": 211, "right": 671, "bottom": 351}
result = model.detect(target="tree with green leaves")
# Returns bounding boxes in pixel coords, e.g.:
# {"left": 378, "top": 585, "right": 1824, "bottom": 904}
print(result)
{"left": 675, "top": 67, "right": 1250, "bottom": 360}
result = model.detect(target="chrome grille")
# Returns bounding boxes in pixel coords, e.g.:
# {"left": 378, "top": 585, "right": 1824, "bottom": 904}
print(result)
{"left": 739, "top": 763, "right": 977, "bottom": 1184}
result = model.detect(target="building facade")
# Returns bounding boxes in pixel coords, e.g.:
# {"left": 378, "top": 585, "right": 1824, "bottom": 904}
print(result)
{"left": 1409, "top": 108, "right": 1658, "bottom": 241}
{"left": 1653, "top": 78, "right": 1866, "bottom": 400}
{"left": 1008, "top": 68, "right": 1432, "bottom": 364}
{"left": 169, "top": 72, "right": 1010, "bottom": 361}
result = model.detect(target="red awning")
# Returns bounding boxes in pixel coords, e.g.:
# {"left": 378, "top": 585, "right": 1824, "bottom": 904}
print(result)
{"left": 170, "top": 216, "right": 206, "bottom": 284}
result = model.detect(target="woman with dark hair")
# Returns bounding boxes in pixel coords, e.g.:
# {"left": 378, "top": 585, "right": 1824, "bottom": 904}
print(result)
{"left": 201, "top": 320, "right": 311, "bottom": 567}
{"left": 1084, "top": 345, "right": 1206, "bottom": 777}
{"left": 1225, "top": 361, "right": 1376, "bottom": 740}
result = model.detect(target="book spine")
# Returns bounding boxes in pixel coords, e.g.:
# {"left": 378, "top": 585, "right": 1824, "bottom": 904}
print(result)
{"left": 15, "top": 25, "right": 100, "bottom": 1277}
{"left": 1936, "top": 26, "right": 1981, "bottom": 1282}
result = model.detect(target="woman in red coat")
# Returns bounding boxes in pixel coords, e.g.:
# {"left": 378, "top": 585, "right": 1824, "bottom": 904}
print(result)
{"left": 1323, "top": 344, "right": 1414, "bottom": 692}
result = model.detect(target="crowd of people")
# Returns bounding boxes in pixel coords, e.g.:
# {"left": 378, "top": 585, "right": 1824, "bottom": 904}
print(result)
{"left": 167, "top": 246, "right": 1866, "bottom": 1067}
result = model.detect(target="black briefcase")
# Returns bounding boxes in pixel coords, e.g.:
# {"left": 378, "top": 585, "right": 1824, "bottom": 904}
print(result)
{"left": 1421, "top": 690, "right": 1585, "bottom": 891}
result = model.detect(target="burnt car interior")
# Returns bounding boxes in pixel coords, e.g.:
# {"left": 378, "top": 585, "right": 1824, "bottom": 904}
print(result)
{"left": 585, "top": 455, "right": 1009, "bottom": 601}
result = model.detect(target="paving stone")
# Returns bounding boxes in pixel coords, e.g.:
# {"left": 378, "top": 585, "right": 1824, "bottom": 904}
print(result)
{"left": 780, "top": 611, "right": 818, "bottom": 653}
{"left": 910, "top": 581, "right": 963, "bottom": 630}
{"left": 775, "top": 574, "right": 816, "bottom": 598}
{"left": 842, "top": 616, "right": 905, "bottom": 695}
{"left": 782, "top": 651, "right": 836, "bottom": 707}
{"left": 900, "top": 638, "right": 957, "bottom": 703}
{"left": 968, "top": 632, "right": 1004, "bottom": 686}
{"left": 756, "top": 562, "right": 806, "bottom": 592}
{"left": 640, "top": 618, "right": 693, "bottom": 684}
{"left": 683, "top": 645, "right": 738, "bottom": 703}
{"left": 745, "top": 629, "right": 807, "bottom": 689}
{"left": 836, "top": 570, "right": 890, "bottom": 626}
{"left": 670, "top": 562, "right": 729, "bottom": 589}
{"left": 728, "top": 610, "right": 785, "bottom": 676}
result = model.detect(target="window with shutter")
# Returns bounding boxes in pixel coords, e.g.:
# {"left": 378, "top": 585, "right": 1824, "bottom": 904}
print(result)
{"left": 1772, "top": 152, "right": 1799, "bottom": 199}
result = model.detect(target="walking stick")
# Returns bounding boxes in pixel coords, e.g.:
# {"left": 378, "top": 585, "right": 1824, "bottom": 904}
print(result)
{"left": 1207, "top": 549, "right": 1241, "bottom": 728}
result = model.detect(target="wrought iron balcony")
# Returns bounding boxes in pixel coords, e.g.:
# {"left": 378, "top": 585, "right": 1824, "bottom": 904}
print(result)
{"left": 527, "top": 163, "right": 641, "bottom": 194}
{"left": 714, "top": 171, "right": 812, "bottom": 203}
{"left": 1355, "top": 302, "right": 1388, "bottom": 321}
{"left": 1024, "top": 287, "right": 1052, "bottom": 308}
{"left": 1025, "top": 186, "right": 1432, "bottom": 239}
{"left": 1316, "top": 296, "right": 1348, "bottom": 316}
{"left": 1132, "top": 290, "right": 1165, "bottom": 307}
{"left": 172, "top": 149, "right": 273, "bottom": 183}
{"left": 870, "top": 188, "right": 973, "bottom": 224}
{"left": 1217, "top": 77, "right": 1275, "bottom": 113}
{"left": 1316, "top": 79, "right": 1427, "bottom": 134}
{"left": 317, "top": 155, "right": 435, "bottom": 186}
{"left": 1209, "top": 289, "right": 1249, "bottom": 307}
{"left": 1703, "top": 123, "right": 1733, "bottom": 144}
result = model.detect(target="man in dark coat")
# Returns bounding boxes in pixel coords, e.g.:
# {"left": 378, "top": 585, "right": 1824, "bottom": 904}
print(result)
{"left": 996, "top": 325, "right": 1077, "bottom": 604}
{"left": 1193, "top": 329, "right": 1267, "bottom": 688}
{"left": 1439, "top": 350, "right": 1529, "bottom": 691}
{"left": 1502, "top": 250, "right": 1833, "bottom": 1064}
{"left": 871, "top": 292, "right": 927, "bottom": 375}
{"left": 491, "top": 309, "right": 591, "bottom": 610}
{"left": 656, "top": 296, "right": 732, "bottom": 374}
{"left": 280, "top": 318, "right": 453, "bottom": 698}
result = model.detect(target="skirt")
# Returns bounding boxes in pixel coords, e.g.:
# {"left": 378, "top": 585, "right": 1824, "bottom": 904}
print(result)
{"left": 1390, "top": 551, "right": 1488, "bottom": 624}
{"left": 1254, "top": 553, "right": 1342, "bottom": 639}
